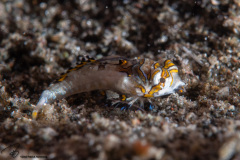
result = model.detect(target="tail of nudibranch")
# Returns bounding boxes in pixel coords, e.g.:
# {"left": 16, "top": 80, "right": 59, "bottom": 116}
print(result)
{"left": 32, "top": 90, "right": 57, "bottom": 119}
{"left": 32, "top": 79, "right": 80, "bottom": 119}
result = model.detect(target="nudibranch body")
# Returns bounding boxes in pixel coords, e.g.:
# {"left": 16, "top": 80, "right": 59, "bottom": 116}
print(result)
{"left": 32, "top": 56, "right": 185, "bottom": 119}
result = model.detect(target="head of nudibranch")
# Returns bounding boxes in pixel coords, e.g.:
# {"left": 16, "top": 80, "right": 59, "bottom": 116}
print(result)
{"left": 142, "top": 59, "right": 185, "bottom": 98}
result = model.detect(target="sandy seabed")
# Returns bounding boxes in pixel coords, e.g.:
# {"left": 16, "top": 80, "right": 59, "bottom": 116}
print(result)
{"left": 0, "top": 0, "right": 240, "bottom": 160}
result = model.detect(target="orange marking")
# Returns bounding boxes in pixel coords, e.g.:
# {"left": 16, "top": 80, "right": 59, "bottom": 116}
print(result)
{"left": 89, "top": 59, "right": 96, "bottom": 63}
{"left": 68, "top": 68, "right": 77, "bottom": 72}
{"left": 136, "top": 67, "right": 146, "bottom": 83}
{"left": 143, "top": 94, "right": 153, "bottom": 98}
{"left": 139, "top": 59, "right": 144, "bottom": 65}
{"left": 164, "top": 60, "right": 175, "bottom": 69}
{"left": 118, "top": 66, "right": 133, "bottom": 77}
{"left": 154, "top": 63, "right": 160, "bottom": 69}
{"left": 146, "top": 83, "right": 162, "bottom": 97}
{"left": 169, "top": 69, "right": 178, "bottom": 86}
{"left": 32, "top": 111, "right": 38, "bottom": 120}
{"left": 121, "top": 94, "right": 126, "bottom": 101}
{"left": 151, "top": 70, "right": 160, "bottom": 80}
{"left": 100, "top": 91, "right": 106, "bottom": 96}
{"left": 161, "top": 69, "right": 170, "bottom": 78}
{"left": 136, "top": 85, "right": 146, "bottom": 94}
{"left": 136, "top": 59, "right": 147, "bottom": 83}
{"left": 147, "top": 72, "right": 151, "bottom": 80}
{"left": 119, "top": 59, "right": 127, "bottom": 65}
{"left": 58, "top": 74, "right": 68, "bottom": 82}
{"left": 76, "top": 62, "right": 87, "bottom": 68}
{"left": 58, "top": 61, "right": 89, "bottom": 82}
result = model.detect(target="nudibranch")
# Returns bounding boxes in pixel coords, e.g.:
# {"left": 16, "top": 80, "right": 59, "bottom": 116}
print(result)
{"left": 32, "top": 56, "right": 185, "bottom": 119}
